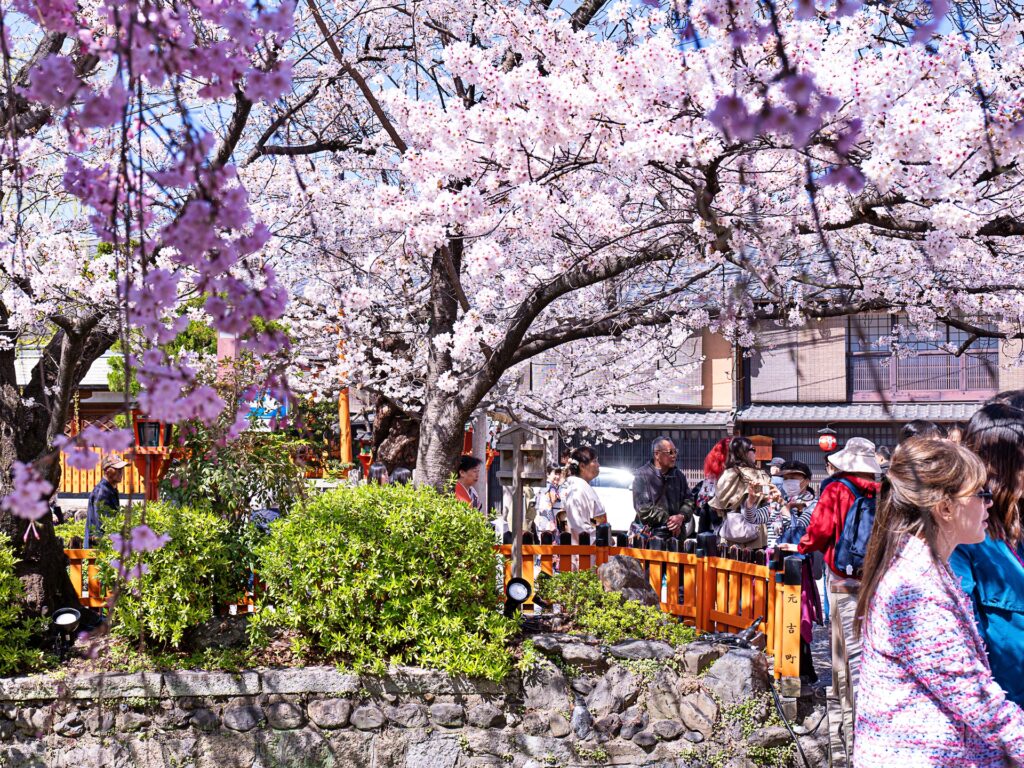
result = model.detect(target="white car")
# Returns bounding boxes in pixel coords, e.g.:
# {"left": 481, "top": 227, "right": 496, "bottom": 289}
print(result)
{"left": 590, "top": 467, "right": 637, "bottom": 534}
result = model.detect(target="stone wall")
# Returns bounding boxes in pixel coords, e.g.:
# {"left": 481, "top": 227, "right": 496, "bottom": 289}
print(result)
{"left": 0, "top": 638, "right": 827, "bottom": 768}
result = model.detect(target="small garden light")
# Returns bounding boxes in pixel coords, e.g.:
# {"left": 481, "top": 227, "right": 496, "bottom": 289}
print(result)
{"left": 503, "top": 577, "right": 532, "bottom": 617}
{"left": 52, "top": 607, "right": 81, "bottom": 661}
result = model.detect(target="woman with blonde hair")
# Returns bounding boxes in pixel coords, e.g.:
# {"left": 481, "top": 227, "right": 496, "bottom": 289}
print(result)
{"left": 854, "top": 438, "right": 1024, "bottom": 766}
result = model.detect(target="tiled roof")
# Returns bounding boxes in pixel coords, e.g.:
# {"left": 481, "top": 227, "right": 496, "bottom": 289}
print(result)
{"left": 737, "top": 402, "right": 983, "bottom": 423}
{"left": 615, "top": 410, "right": 733, "bottom": 428}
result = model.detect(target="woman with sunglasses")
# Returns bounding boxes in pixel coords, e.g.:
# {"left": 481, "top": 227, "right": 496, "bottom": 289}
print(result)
{"left": 950, "top": 397, "right": 1024, "bottom": 707}
{"left": 854, "top": 438, "right": 1024, "bottom": 766}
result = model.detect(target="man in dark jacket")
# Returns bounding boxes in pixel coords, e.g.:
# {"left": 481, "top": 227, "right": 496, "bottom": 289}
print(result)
{"left": 632, "top": 436, "right": 694, "bottom": 537}
{"left": 85, "top": 454, "right": 127, "bottom": 548}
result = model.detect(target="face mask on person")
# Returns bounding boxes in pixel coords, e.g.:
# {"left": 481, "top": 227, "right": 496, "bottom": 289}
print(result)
{"left": 782, "top": 479, "right": 803, "bottom": 498}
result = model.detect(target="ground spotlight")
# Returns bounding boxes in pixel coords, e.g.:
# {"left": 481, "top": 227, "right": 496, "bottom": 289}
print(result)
{"left": 52, "top": 607, "right": 81, "bottom": 661}
{"left": 503, "top": 577, "right": 532, "bottom": 617}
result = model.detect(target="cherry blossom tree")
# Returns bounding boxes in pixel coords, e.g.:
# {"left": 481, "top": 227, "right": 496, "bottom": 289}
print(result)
{"left": 262, "top": 0, "right": 1024, "bottom": 487}
{"left": 0, "top": 0, "right": 295, "bottom": 611}
{"left": 5, "top": 0, "right": 1024, "bottom": 618}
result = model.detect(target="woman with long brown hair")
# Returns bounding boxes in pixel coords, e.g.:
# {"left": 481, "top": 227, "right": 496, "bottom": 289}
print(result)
{"left": 854, "top": 438, "right": 1024, "bottom": 766}
{"left": 950, "top": 397, "right": 1024, "bottom": 707}
{"left": 709, "top": 436, "right": 770, "bottom": 549}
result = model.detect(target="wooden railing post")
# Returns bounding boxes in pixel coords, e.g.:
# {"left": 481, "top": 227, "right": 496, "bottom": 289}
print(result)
{"left": 539, "top": 532, "right": 555, "bottom": 577}
{"left": 695, "top": 532, "right": 716, "bottom": 632}
{"left": 521, "top": 532, "right": 536, "bottom": 610}
{"left": 766, "top": 548, "right": 783, "bottom": 660}
{"left": 594, "top": 523, "right": 611, "bottom": 569}
{"left": 776, "top": 555, "right": 803, "bottom": 696}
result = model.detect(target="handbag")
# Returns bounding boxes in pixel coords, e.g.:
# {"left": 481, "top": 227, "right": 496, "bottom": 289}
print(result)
{"left": 720, "top": 510, "right": 767, "bottom": 548}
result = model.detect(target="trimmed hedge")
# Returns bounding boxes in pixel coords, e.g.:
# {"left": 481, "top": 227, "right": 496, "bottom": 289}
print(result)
{"left": 250, "top": 483, "right": 517, "bottom": 680}
{"left": 94, "top": 503, "right": 247, "bottom": 647}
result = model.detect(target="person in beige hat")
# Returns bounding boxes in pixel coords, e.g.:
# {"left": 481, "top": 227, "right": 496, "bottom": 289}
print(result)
{"left": 790, "top": 436, "right": 881, "bottom": 768}
{"left": 85, "top": 454, "right": 128, "bottom": 548}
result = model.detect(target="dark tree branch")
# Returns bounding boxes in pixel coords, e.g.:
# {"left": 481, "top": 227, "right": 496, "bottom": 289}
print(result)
{"left": 571, "top": 0, "right": 612, "bottom": 30}
{"left": 250, "top": 139, "right": 375, "bottom": 160}
{"left": 306, "top": 0, "right": 408, "bottom": 153}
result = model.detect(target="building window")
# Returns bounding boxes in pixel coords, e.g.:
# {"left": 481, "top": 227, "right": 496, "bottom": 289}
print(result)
{"left": 849, "top": 314, "right": 998, "bottom": 400}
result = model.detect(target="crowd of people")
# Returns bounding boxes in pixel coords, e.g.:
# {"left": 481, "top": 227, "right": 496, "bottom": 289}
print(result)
{"left": 466, "top": 405, "right": 1024, "bottom": 767}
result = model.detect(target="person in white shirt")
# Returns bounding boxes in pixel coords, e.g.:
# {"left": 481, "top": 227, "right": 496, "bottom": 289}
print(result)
{"left": 560, "top": 446, "right": 608, "bottom": 543}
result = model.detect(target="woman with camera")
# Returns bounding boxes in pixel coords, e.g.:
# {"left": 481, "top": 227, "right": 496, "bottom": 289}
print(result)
{"left": 709, "top": 436, "right": 770, "bottom": 549}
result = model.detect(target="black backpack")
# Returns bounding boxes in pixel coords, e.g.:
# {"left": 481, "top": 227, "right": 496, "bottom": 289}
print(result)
{"left": 833, "top": 479, "right": 876, "bottom": 577}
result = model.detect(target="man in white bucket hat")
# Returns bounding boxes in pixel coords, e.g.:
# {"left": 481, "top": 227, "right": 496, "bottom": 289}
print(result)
{"left": 795, "top": 436, "right": 881, "bottom": 768}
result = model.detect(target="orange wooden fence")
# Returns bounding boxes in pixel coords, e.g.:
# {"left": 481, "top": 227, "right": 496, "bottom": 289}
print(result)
{"left": 496, "top": 542, "right": 803, "bottom": 686}
{"left": 66, "top": 549, "right": 107, "bottom": 609}
{"left": 59, "top": 449, "right": 142, "bottom": 495}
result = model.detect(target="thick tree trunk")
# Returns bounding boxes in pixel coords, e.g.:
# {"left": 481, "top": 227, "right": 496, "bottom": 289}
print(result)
{"left": 372, "top": 395, "right": 419, "bottom": 470}
{"left": 0, "top": 382, "right": 80, "bottom": 616}
{"left": 0, "top": 322, "right": 118, "bottom": 617}
{"left": 415, "top": 394, "right": 472, "bottom": 490}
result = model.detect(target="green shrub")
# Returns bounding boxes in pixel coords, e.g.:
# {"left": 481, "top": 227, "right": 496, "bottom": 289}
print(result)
{"left": 535, "top": 569, "right": 696, "bottom": 646}
{"left": 0, "top": 536, "right": 44, "bottom": 673}
{"left": 54, "top": 516, "right": 86, "bottom": 544}
{"left": 95, "top": 503, "right": 248, "bottom": 647}
{"left": 251, "top": 483, "right": 517, "bottom": 680}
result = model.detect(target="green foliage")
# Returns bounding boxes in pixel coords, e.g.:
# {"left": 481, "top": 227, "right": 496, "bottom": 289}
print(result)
{"left": 54, "top": 516, "right": 87, "bottom": 544}
{"left": 0, "top": 536, "right": 45, "bottom": 673}
{"left": 251, "top": 483, "right": 518, "bottom": 680}
{"left": 616, "top": 656, "right": 678, "bottom": 682}
{"left": 535, "top": 570, "right": 697, "bottom": 646}
{"left": 159, "top": 357, "right": 309, "bottom": 520}
{"left": 724, "top": 693, "right": 784, "bottom": 739}
{"left": 94, "top": 504, "right": 249, "bottom": 648}
{"left": 724, "top": 694, "right": 794, "bottom": 767}
{"left": 516, "top": 638, "right": 541, "bottom": 675}
{"left": 107, "top": 295, "right": 218, "bottom": 398}
{"left": 160, "top": 426, "right": 309, "bottom": 521}
{"left": 571, "top": 744, "right": 610, "bottom": 763}
{"left": 746, "top": 744, "right": 795, "bottom": 768}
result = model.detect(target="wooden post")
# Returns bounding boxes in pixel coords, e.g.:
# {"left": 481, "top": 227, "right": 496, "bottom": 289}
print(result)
{"left": 777, "top": 555, "right": 803, "bottom": 695}
{"left": 472, "top": 413, "right": 487, "bottom": 511}
{"left": 511, "top": 431, "right": 524, "bottom": 579}
{"left": 338, "top": 388, "right": 352, "bottom": 463}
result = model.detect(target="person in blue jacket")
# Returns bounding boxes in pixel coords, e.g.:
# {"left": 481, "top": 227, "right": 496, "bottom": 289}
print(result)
{"left": 951, "top": 397, "right": 1024, "bottom": 707}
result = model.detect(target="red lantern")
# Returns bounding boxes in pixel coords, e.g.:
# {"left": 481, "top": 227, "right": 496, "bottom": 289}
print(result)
{"left": 818, "top": 427, "right": 838, "bottom": 452}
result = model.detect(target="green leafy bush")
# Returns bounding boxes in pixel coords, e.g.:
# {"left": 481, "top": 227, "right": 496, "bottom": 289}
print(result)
{"left": 536, "top": 569, "right": 696, "bottom": 646}
{"left": 251, "top": 484, "right": 517, "bottom": 680}
{"left": 94, "top": 503, "right": 248, "bottom": 647}
{"left": 0, "top": 536, "right": 44, "bottom": 673}
{"left": 160, "top": 427, "right": 310, "bottom": 522}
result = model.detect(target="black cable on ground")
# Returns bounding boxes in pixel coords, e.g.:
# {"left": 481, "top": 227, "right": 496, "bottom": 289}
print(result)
{"left": 766, "top": 674, "right": 813, "bottom": 768}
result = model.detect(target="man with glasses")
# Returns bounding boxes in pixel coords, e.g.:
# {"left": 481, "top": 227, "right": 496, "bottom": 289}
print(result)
{"left": 632, "top": 436, "right": 694, "bottom": 540}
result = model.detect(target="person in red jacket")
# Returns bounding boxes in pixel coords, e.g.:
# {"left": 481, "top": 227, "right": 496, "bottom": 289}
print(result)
{"left": 793, "top": 437, "right": 881, "bottom": 768}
